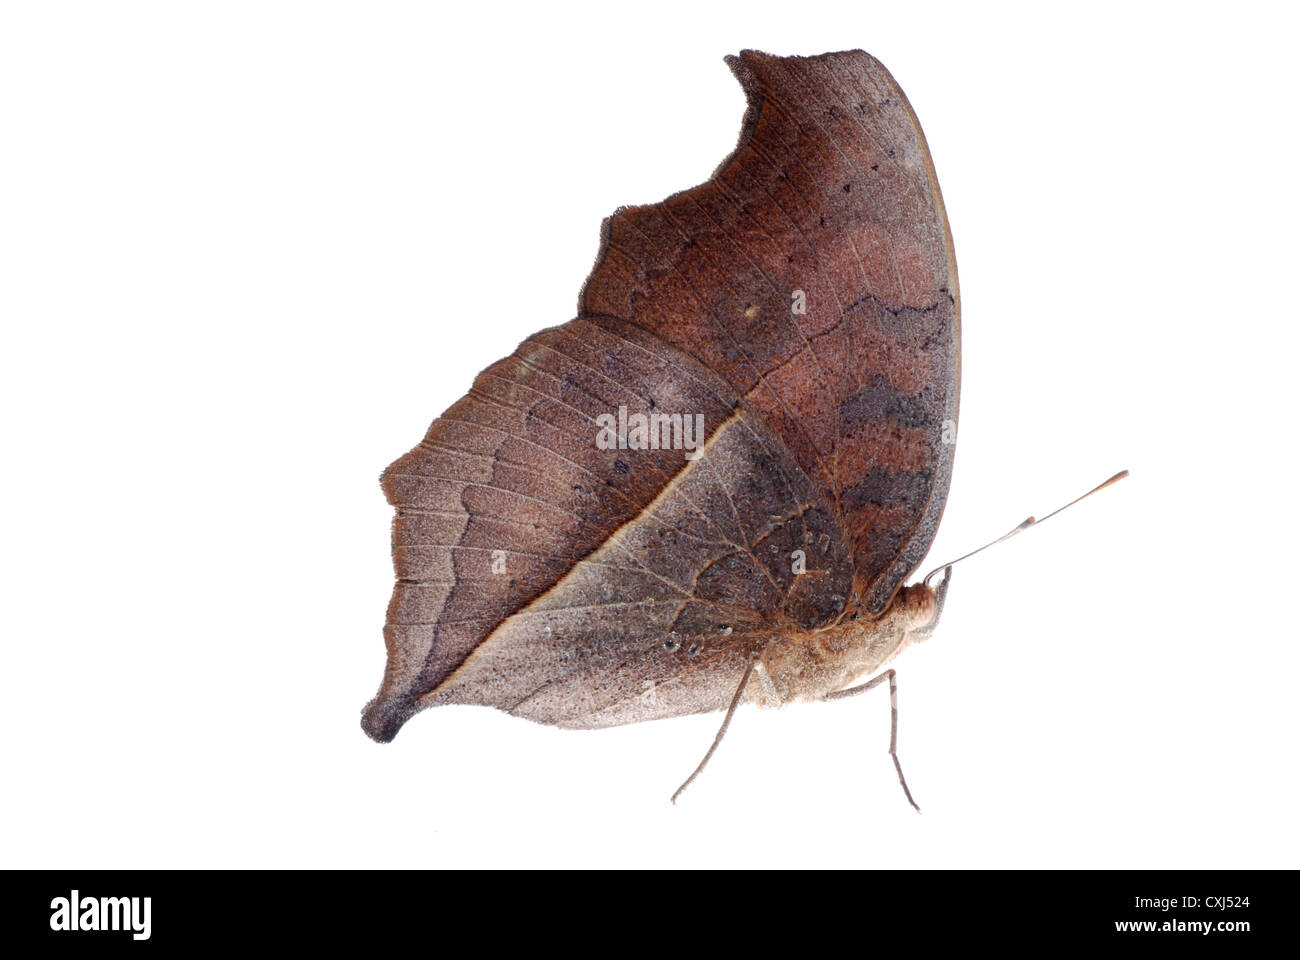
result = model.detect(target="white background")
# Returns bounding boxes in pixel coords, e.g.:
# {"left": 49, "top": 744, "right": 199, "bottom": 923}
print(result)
{"left": 2, "top": 1, "right": 1297, "bottom": 869}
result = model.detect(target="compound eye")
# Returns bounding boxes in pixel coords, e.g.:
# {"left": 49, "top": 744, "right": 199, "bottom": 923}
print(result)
{"left": 904, "top": 585, "right": 937, "bottom": 630}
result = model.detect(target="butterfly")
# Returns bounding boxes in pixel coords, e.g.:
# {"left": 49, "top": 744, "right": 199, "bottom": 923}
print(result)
{"left": 362, "top": 48, "right": 1120, "bottom": 806}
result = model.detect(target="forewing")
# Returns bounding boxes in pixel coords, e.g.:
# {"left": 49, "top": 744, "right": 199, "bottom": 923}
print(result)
{"left": 582, "top": 49, "right": 959, "bottom": 615}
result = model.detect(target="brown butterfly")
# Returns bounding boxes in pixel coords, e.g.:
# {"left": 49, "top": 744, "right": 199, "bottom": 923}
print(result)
{"left": 362, "top": 48, "right": 1118, "bottom": 807}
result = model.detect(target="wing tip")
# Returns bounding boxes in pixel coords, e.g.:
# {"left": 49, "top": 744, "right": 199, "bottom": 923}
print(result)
{"left": 360, "top": 693, "right": 417, "bottom": 743}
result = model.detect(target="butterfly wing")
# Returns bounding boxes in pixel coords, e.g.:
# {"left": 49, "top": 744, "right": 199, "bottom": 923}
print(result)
{"left": 582, "top": 49, "right": 961, "bottom": 617}
{"left": 363, "top": 49, "right": 958, "bottom": 739}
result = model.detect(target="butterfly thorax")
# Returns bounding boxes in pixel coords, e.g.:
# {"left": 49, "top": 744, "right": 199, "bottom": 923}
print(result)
{"left": 748, "top": 582, "right": 939, "bottom": 708}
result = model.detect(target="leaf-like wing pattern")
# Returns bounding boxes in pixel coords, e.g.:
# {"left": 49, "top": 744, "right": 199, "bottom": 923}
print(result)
{"left": 363, "top": 49, "right": 958, "bottom": 741}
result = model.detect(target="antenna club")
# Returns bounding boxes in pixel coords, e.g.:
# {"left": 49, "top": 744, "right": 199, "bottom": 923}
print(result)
{"left": 920, "top": 469, "right": 1128, "bottom": 583}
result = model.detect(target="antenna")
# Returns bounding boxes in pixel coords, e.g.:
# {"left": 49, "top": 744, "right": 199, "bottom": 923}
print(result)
{"left": 922, "top": 470, "right": 1129, "bottom": 587}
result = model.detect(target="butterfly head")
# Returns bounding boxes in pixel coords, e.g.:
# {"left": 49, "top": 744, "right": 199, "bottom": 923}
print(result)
{"left": 899, "top": 565, "right": 952, "bottom": 641}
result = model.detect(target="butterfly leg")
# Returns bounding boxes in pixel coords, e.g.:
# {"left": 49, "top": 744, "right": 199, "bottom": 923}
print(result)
{"left": 823, "top": 669, "right": 921, "bottom": 812}
{"left": 670, "top": 658, "right": 756, "bottom": 805}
